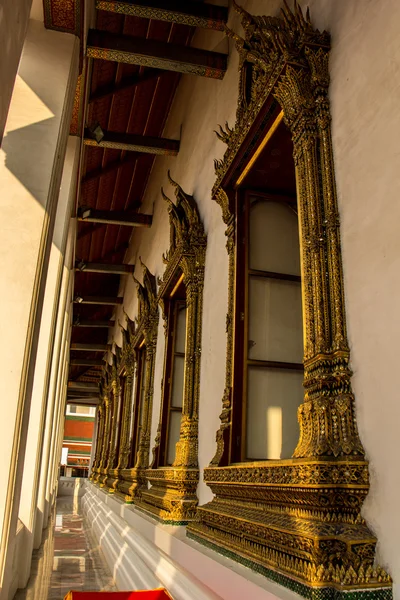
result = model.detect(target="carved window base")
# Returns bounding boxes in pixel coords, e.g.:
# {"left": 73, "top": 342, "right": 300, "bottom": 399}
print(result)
{"left": 187, "top": 532, "right": 392, "bottom": 600}
{"left": 103, "top": 468, "right": 120, "bottom": 493}
{"left": 115, "top": 467, "right": 146, "bottom": 502}
{"left": 89, "top": 468, "right": 100, "bottom": 483}
{"left": 187, "top": 461, "right": 391, "bottom": 595}
{"left": 94, "top": 468, "right": 109, "bottom": 487}
{"left": 133, "top": 467, "right": 199, "bottom": 524}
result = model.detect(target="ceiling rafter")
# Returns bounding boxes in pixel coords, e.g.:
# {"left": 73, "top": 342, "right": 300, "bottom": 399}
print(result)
{"left": 78, "top": 208, "right": 152, "bottom": 227}
{"left": 84, "top": 128, "right": 180, "bottom": 154}
{"left": 70, "top": 358, "right": 105, "bottom": 365}
{"left": 86, "top": 30, "right": 227, "bottom": 79}
{"left": 67, "top": 381, "right": 99, "bottom": 392}
{"left": 73, "top": 296, "right": 123, "bottom": 305}
{"left": 95, "top": 0, "right": 228, "bottom": 31}
{"left": 70, "top": 343, "right": 110, "bottom": 351}
{"left": 75, "top": 261, "right": 134, "bottom": 275}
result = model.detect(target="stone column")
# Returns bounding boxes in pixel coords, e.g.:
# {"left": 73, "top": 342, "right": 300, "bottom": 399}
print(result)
{"left": 0, "top": 19, "right": 78, "bottom": 595}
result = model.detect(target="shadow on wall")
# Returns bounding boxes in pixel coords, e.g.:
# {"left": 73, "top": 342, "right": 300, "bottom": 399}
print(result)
{"left": 1, "top": 72, "right": 56, "bottom": 210}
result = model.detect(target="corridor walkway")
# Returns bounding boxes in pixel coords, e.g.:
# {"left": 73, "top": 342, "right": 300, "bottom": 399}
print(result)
{"left": 15, "top": 495, "right": 117, "bottom": 600}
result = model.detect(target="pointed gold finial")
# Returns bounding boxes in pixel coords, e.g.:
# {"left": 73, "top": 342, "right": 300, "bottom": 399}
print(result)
{"left": 167, "top": 170, "right": 179, "bottom": 189}
{"left": 161, "top": 187, "right": 173, "bottom": 205}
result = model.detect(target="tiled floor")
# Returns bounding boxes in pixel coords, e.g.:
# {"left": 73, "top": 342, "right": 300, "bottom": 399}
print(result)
{"left": 15, "top": 496, "right": 116, "bottom": 600}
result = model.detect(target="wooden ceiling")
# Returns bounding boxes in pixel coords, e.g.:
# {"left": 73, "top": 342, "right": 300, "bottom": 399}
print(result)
{"left": 44, "top": 1, "right": 228, "bottom": 403}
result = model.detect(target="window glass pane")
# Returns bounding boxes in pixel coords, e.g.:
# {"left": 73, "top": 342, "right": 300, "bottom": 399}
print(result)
{"left": 175, "top": 306, "right": 187, "bottom": 354}
{"left": 248, "top": 276, "right": 303, "bottom": 363}
{"left": 167, "top": 411, "right": 181, "bottom": 465}
{"left": 249, "top": 200, "right": 300, "bottom": 276}
{"left": 69, "top": 405, "right": 77, "bottom": 414}
{"left": 171, "top": 355, "right": 184, "bottom": 408}
{"left": 246, "top": 367, "right": 303, "bottom": 460}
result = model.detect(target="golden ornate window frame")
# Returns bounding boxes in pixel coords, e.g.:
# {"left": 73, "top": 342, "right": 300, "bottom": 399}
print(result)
{"left": 187, "top": 3, "right": 392, "bottom": 599}
{"left": 91, "top": 362, "right": 114, "bottom": 487}
{"left": 90, "top": 373, "right": 107, "bottom": 484}
{"left": 135, "top": 172, "right": 207, "bottom": 524}
{"left": 90, "top": 263, "right": 159, "bottom": 501}
{"left": 116, "top": 262, "right": 159, "bottom": 503}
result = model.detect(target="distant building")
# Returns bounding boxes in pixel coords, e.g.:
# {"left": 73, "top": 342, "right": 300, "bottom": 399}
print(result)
{"left": 60, "top": 405, "right": 96, "bottom": 478}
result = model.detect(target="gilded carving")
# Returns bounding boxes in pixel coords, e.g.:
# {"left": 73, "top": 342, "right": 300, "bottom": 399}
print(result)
{"left": 188, "top": 2, "right": 392, "bottom": 597}
{"left": 135, "top": 172, "right": 206, "bottom": 523}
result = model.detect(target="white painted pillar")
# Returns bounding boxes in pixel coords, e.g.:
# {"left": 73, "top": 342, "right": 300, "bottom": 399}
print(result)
{"left": 34, "top": 225, "right": 75, "bottom": 538}
{"left": 33, "top": 241, "right": 74, "bottom": 549}
{"left": 47, "top": 291, "right": 73, "bottom": 509}
{"left": 16, "top": 138, "right": 80, "bottom": 589}
{"left": 88, "top": 409, "right": 100, "bottom": 475}
{"left": 0, "top": 19, "right": 78, "bottom": 599}
{"left": 48, "top": 330, "right": 71, "bottom": 507}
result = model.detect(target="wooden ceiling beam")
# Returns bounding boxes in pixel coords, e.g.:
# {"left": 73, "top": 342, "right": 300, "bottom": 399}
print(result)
{"left": 84, "top": 128, "right": 179, "bottom": 155}
{"left": 70, "top": 342, "right": 109, "bottom": 351}
{"left": 73, "top": 320, "right": 114, "bottom": 328}
{"left": 78, "top": 208, "right": 152, "bottom": 227}
{"left": 95, "top": 0, "right": 228, "bottom": 32}
{"left": 67, "top": 396, "right": 100, "bottom": 405}
{"left": 86, "top": 30, "right": 227, "bottom": 79}
{"left": 73, "top": 295, "right": 123, "bottom": 305}
{"left": 70, "top": 358, "right": 105, "bottom": 365}
{"left": 89, "top": 68, "right": 163, "bottom": 103}
{"left": 68, "top": 381, "right": 99, "bottom": 392}
{"left": 75, "top": 261, "right": 134, "bottom": 275}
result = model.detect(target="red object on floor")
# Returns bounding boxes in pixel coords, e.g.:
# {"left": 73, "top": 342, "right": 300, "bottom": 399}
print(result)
{"left": 64, "top": 590, "right": 173, "bottom": 600}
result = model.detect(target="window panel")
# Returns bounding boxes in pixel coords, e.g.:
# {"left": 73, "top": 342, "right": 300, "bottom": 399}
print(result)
{"left": 171, "top": 355, "right": 184, "bottom": 408}
{"left": 175, "top": 306, "right": 187, "bottom": 354}
{"left": 139, "top": 349, "right": 147, "bottom": 426}
{"left": 166, "top": 411, "right": 181, "bottom": 465}
{"left": 246, "top": 367, "right": 303, "bottom": 460}
{"left": 249, "top": 200, "right": 300, "bottom": 276}
{"left": 248, "top": 276, "right": 303, "bottom": 363}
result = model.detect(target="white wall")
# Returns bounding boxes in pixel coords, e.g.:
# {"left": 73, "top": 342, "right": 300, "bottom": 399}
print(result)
{"left": 109, "top": 0, "right": 400, "bottom": 592}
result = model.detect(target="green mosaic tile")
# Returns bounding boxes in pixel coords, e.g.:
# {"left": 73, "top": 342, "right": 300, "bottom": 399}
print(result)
{"left": 186, "top": 532, "right": 392, "bottom": 600}
{"left": 133, "top": 504, "right": 189, "bottom": 526}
